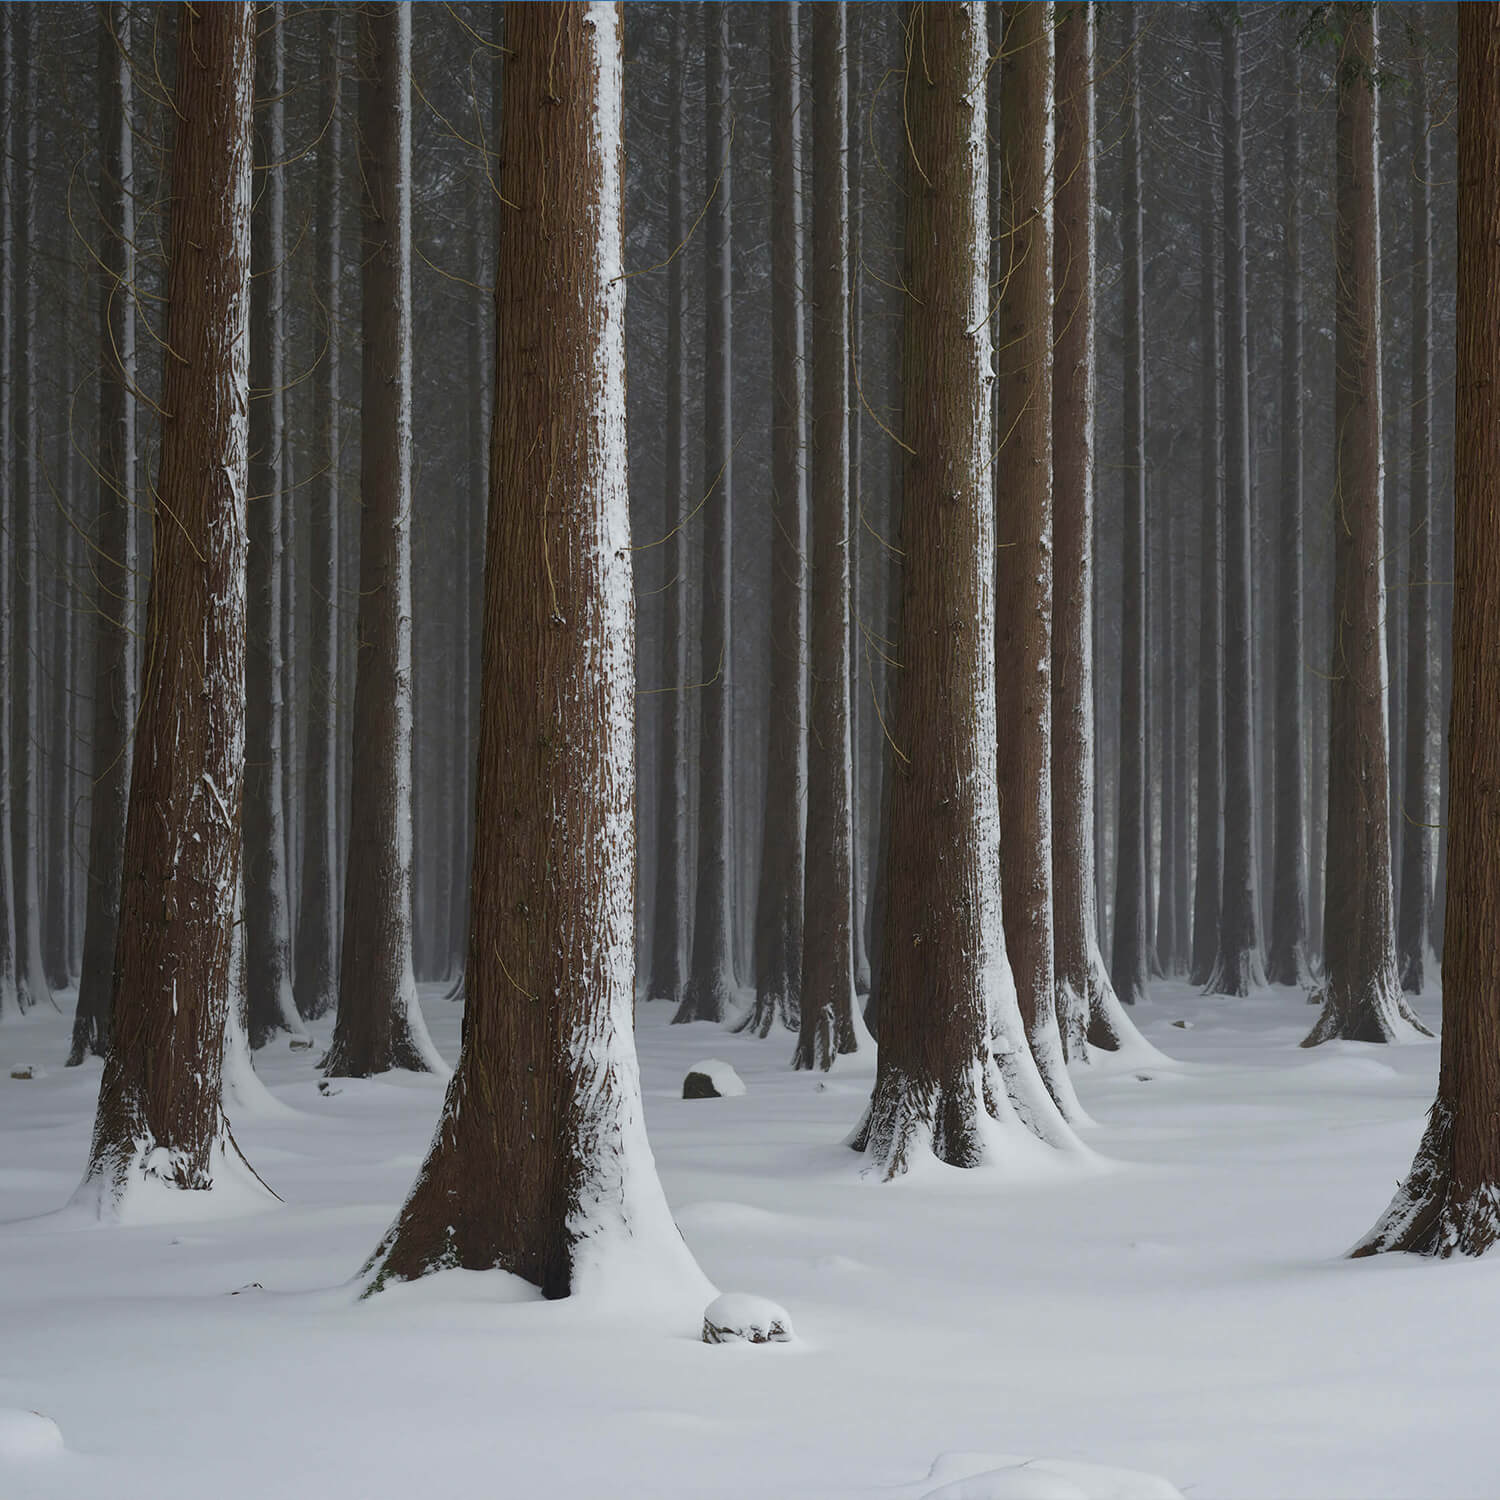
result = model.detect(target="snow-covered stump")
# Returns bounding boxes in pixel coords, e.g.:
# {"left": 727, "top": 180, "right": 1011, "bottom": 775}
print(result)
{"left": 702, "top": 1293, "right": 794, "bottom": 1346}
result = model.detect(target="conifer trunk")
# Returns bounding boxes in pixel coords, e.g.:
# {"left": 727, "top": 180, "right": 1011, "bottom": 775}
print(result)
{"left": 0, "top": 7, "right": 17, "bottom": 1020}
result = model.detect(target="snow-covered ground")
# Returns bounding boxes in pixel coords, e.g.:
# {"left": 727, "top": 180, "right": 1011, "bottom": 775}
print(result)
{"left": 0, "top": 978, "right": 1485, "bottom": 1499}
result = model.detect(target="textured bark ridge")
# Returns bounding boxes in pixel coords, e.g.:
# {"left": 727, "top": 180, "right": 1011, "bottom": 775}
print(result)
{"left": 77, "top": 0, "right": 271, "bottom": 1214}
{"left": 71, "top": 2, "right": 138, "bottom": 1064}
{"left": 741, "top": 1, "right": 807, "bottom": 1042}
{"left": 1304, "top": 5, "right": 1429, "bottom": 1049}
{"left": 1355, "top": 2, "right": 1500, "bottom": 1257}
{"left": 321, "top": 2, "right": 441, "bottom": 1080}
{"left": 851, "top": 2, "right": 1075, "bottom": 1179}
{"left": 0, "top": 11, "right": 17, "bottom": 1022}
{"left": 795, "top": 1, "right": 867, "bottom": 1073}
{"left": 993, "top": 1, "right": 1081, "bottom": 1124}
{"left": 366, "top": 3, "right": 707, "bottom": 1311}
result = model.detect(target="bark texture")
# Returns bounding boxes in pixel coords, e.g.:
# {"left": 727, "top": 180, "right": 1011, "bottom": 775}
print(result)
{"left": 322, "top": 1, "right": 439, "bottom": 1079}
{"left": 1355, "top": 2, "right": 1500, "bottom": 1254}
{"left": 367, "top": 4, "right": 705, "bottom": 1307}
{"left": 0, "top": 7, "right": 16, "bottom": 1020}
{"left": 1304, "top": 5, "right": 1429, "bottom": 1048}
{"left": 78, "top": 0, "right": 265, "bottom": 1211}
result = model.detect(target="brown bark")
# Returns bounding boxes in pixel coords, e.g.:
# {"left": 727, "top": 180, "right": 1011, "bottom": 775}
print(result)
{"left": 367, "top": 4, "right": 702, "bottom": 1304}
{"left": 795, "top": 0, "right": 863, "bottom": 1072}
{"left": 994, "top": 1, "right": 1077, "bottom": 1119}
{"left": 72, "top": 2, "right": 139, "bottom": 1063}
{"left": 743, "top": 0, "right": 806, "bottom": 1040}
{"left": 79, "top": 0, "right": 265, "bottom": 1210}
{"left": 1354, "top": 1, "right": 1500, "bottom": 1255}
{"left": 322, "top": 1, "right": 437, "bottom": 1079}
{"left": 1304, "top": 5, "right": 1428, "bottom": 1048}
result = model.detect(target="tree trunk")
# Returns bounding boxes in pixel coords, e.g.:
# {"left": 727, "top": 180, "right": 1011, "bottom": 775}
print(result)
{"left": 1190, "top": 184, "right": 1224, "bottom": 989}
{"left": 366, "top": 3, "right": 708, "bottom": 1313}
{"left": 1397, "top": 51, "right": 1435, "bottom": 997}
{"left": 1208, "top": 12, "right": 1267, "bottom": 996}
{"left": 294, "top": 10, "right": 343, "bottom": 1024}
{"left": 71, "top": 2, "right": 139, "bottom": 1063}
{"left": 1268, "top": 46, "right": 1310, "bottom": 989}
{"left": 1354, "top": 1, "right": 1500, "bottom": 1253}
{"left": 795, "top": 0, "right": 865, "bottom": 1072}
{"left": 76, "top": 0, "right": 270, "bottom": 1215}
{"left": 1155, "top": 484, "right": 1178, "bottom": 974}
{"left": 0, "top": 7, "right": 17, "bottom": 1021}
{"left": 742, "top": 0, "right": 806, "bottom": 1041}
{"left": 1304, "top": 4, "right": 1429, "bottom": 1048}
{"left": 994, "top": 0, "right": 1081, "bottom": 1121}
{"left": 675, "top": 0, "right": 735, "bottom": 1025}
{"left": 244, "top": 1, "right": 302, "bottom": 1047}
{"left": 323, "top": 2, "right": 440, "bottom": 1078}
{"left": 1109, "top": 1, "right": 1149, "bottom": 1009}
{"left": 648, "top": 5, "right": 689, "bottom": 1006}
{"left": 853, "top": 1, "right": 1073, "bottom": 1177}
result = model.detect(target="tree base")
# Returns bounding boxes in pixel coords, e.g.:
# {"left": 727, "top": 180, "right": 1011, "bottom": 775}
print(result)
{"left": 1204, "top": 944, "right": 1269, "bottom": 998}
{"left": 733, "top": 983, "right": 797, "bottom": 1039}
{"left": 673, "top": 967, "right": 735, "bottom": 1026}
{"left": 792, "top": 984, "right": 871, "bottom": 1071}
{"left": 1301, "top": 977, "right": 1433, "bottom": 1047}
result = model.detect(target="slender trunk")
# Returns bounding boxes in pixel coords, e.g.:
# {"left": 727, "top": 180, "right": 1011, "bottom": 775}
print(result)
{"left": 323, "top": 1, "right": 440, "bottom": 1078}
{"left": 1305, "top": 4, "right": 1428, "bottom": 1047}
{"left": 1209, "top": 13, "right": 1267, "bottom": 996}
{"left": 1397, "top": 54, "right": 1435, "bottom": 996}
{"left": 0, "top": 9, "right": 16, "bottom": 1020}
{"left": 1155, "top": 488, "right": 1178, "bottom": 974}
{"left": 71, "top": 2, "right": 139, "bottom": 1061}
{"left": 1110, "top": 1, "right": 1148, "bottom": 1008}
{"left": 675, "top": 0, "right": 735, "bottom": 1024}
{"left": 743, "top": 1, "right": 806, "bottom": 1040}
{"left": 1355, "top": 2, "right": 1500, "bottom": 1255}
{"left": 649, "top": 6, "right": 689, "bottom": 1005}
{"left": 245, "top": 1, "right": 301, "bottom": 1046}
{"left": 77, "top": 0, "right": 267, "bottom": 1214}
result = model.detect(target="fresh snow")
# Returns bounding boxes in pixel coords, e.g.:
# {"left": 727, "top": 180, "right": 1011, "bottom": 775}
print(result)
{"left": 0, "top": 979, "right": 1485, "bottom": 1498}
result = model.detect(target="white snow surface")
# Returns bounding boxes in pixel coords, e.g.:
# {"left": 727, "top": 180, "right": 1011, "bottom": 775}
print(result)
{"left": 0, "top": 979, "right": 1486, "bottom": 1498}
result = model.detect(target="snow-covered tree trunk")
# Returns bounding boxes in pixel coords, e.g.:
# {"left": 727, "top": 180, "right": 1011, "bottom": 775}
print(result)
{"left": 294, "top": 11, "right": 344, "bottom": 1024}
{"left": 71, "top": 1, "right": 139, "bottom": 1062}
{"left": 1355, "top": 1, "right": 1500, "bottom": 1254}
{"left": 993, "top": 0, "right": 1080, "bottom": 1121}
{"left": 366, "top": 2, "right": 709, "bottom": 1316}
{"left": 0, "top": 7, "right": 17, "bottom": 1022}
{"left": 648, "top": 4, "right": 689, "bottom": 1007}
{"left": 1304, "top": 4, "right": 1428, "bottom": 1049}
{"left": 322, "top": 1, "right": 440, "bottom": 1079}
{"left": 675, "top": 0, "right": 736, "bottom": 1026}
{"left": 795, "top": 0, "right": 865, "bottom": 1072}
{"left": 245, "top": 0, "right": 302, "bottom": 1048}
{"left": 742, "top": 0, "right": 806, "bottom": 1041}
{"left": 76, "top": 0, "right": 271, "bottom": 1216}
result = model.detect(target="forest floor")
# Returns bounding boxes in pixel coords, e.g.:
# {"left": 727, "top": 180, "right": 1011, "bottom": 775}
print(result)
{"left": 0, "top": 977, "right": 1486, "bottom": 1499}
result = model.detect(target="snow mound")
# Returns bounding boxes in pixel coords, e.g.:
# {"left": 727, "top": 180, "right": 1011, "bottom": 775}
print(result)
{"left": 702, "top": 1292, "right": 793, "bottom": 1345}
{"left": 916, "top": 1453, "right": 1181, "bottom": 1500}
{"left": 683, "top": 1060, "right": 746, "bottom": 1099}
{"left": 0, "top": 1408, "right": 64, "bottom": 1460}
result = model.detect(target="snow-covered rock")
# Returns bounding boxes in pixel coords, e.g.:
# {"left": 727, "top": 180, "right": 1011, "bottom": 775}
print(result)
{"left": 702, "top": 1292, "right": 793, "bottom": 1345}
{"left": 0, "top": 1408, "right": 64, "bottom": 1460}
{"left": 683, "top": 1060, "right": 746, "bottom": 1100}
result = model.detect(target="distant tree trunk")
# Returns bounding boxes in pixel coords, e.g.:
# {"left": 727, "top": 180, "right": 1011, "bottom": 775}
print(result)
{"left": 1208, "top": 13, "right": 1267, "bottom": 996}
{"left": 71, "top": 2, "right": 139, "bottom": 1063}
{"left": 245, "top": 1, "right": 301, "bottom": 1047}
{"left": 649, "top": 5, "right": 689, "bottom": 1005}
{"left": 1155, "top": 491, "right": 1179, "bottom": 974}
{"left": 1304, "top": 4, "right": 1429, "bottom": 1048}
{"left": 1268, "top": 50, "right": 1309, "bottom": 989}
{"left": 1397, "top": 52, "right": 1435, "bottom": 996}
{"left": 322, "top": 1, "right": 440, "bottom": 1079}
{"left": 11, "top": 8, "right": 48, "bottom": 1016}
{"left": 0, "top": 7, "right": 17, "bottom": 1020}
{"left": 77, "top": 0, "right": 268, "bottom": 1214}
{"left": 994, "top": 0, "right": 1081, "bottom": 1121}
{"left": 294, "top": 11, "right": 343, "bottom": 1024}
{"left": 675, "top": 0, "right": 735, "bottom": 1025}
{"left": 1354, "top": 1, "right": 1500, "bottom": 1253}
{"left": 1109, "top": 1, "right": 1149, "bottom": 1009}
{"left": 742, "top": 0, "right": 806, "bottom": 1040}
{"left": 794, "top": 1, "right": 864, "bottom": 1072}
{"left": 1190, "top": 186, "right": 1224, "bottom": 989}
{"left": 1051, "top": 1, "right": 1138, "bottom": 1059}
{"left": 853, "top": 2, "right": 1073, "bottom": 1176}
{"left": 366, "top": 3, "right": 707, "bottom": 1310}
